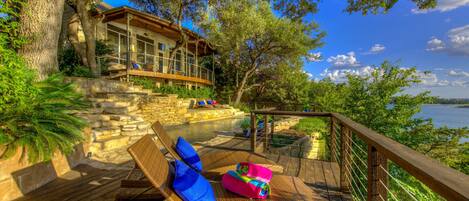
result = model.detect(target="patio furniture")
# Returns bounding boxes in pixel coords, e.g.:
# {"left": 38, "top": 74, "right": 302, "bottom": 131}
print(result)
{"left": 125, "top": 135, "right": 316, "bottom": 201}
{"left": 151, "top": 121, "right": 283, "bottom": 178}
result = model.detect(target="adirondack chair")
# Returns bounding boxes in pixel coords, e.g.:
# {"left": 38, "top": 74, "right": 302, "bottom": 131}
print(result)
{"left": 151, "top": 121, "right": 283, "bottom": 178}
{"left": 124, "top": 135, "right": 317, "bottom": 201}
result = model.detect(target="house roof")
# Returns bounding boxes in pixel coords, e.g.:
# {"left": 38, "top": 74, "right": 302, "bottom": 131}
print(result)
{"left": 99, "top": 6, "right": 215, "bottom": 56}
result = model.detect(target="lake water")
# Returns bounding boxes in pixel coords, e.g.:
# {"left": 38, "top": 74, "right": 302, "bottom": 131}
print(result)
{"left": 165, "top": 117, "right": 245, "bottom": 143}
{"left": 415, "top": 104, "right": 469, "bottom": 128}
{"left": 165, "top": 104, "right": 468, "bottom": 143}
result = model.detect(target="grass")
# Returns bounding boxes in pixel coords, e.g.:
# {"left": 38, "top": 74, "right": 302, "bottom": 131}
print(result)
{"left": 293, "top": 117, "right": 328, "bottom": 135}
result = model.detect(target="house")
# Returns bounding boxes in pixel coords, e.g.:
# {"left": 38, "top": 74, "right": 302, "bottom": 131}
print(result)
{"left": 76, "top": 4, "right": 216, "bottom": 89}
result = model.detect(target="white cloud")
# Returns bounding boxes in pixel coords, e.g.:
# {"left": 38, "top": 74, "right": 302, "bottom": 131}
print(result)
{"left": 320, "top": 66, "right": 376, "bottom": 82}
{"left": 416, "top": 71, "right": 451, "bottom": 87}
{"left": 426, "top": 25, "right": 469, "bottom": 56}
{"left": 326, "top": 52, "right": 360, "bottom": 68}
{"left": 448, "top": 25, "right": 469, "bottom": 55}
{"left": 426, "top": 37, "right": 446, "bottom": 51}
{"left": 368, "top": 44, "right": 386, "bottom": 54}
{"left": 412, "top": 0, "right": 469, "bottom": 13}
{"left": 451, "top": 80, "right": 468, "bottom": 87}
{"left": 448, "top": 70, "right": 469, "bottom": 77}
{"left": 306, "top": 52, "right": 322, "bottom": 62}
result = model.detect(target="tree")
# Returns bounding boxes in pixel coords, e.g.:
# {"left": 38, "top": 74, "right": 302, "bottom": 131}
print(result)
{"left": 346, "top": 0, "right": 437, "bottom": 14}
{"left": 130, "top": 0, "right": 206, "bottom": 72}
{"left": 309, "top": 61, "right": 468, "bottom": 199}
{"left": 18, "top": 0, "right": 65, "bottom": 80}
{"left": 66, "top": 0, "right": 100, "bottom": 77}
{"left": 203, "top": 0, "right": 323, "bottom": 104}
{"left": 255, "top": 62, "right": 311, "bottom": 107}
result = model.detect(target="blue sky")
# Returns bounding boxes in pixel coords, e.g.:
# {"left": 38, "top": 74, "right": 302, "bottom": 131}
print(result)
{"left": 106, "top": 0, "right": 469, "bottom": 98}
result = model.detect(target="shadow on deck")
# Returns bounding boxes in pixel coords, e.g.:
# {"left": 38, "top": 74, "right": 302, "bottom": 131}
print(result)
{"left": 15, "top": 137, "right": 350, "bottom": 201}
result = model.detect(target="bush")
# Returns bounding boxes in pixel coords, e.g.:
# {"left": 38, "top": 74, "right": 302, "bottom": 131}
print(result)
{"left": 130, "top": 77, "right": 215, "bottom": 99}
{"left": 293, "top": 118, "right": 327, "bottom": 135}
{"left": 0, "top": 10, "right": 89, "bottom": 163}
{"left": 58, "top": 40, "right": 112, "bottom": 77}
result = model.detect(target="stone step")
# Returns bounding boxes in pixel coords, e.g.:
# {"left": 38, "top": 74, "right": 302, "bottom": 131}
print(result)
{"left": 103, "top": 105, "right": 139, "bottom": 114}
{"left": 92, "top": 128, "right": 122, "bottom": 141}
{"left": 91, "top": 136, "right": 130, "bottom": 152}
{"left": 97, "top": 101, "right": 132, "bottom": 108}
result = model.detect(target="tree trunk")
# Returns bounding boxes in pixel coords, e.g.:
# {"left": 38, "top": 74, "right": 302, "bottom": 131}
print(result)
{"left": 19, "top": 0, "right": 65, "bottom": 80}
{"left": 76, "top": 0, "right": 98, "bottom": 77}
{"left": 233, "top": 69, "right": 252, "bottom": 105}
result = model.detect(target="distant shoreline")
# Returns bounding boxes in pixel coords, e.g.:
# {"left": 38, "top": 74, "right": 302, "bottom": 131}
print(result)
{"left": 457, "top": 105, "right": 469, "bottom": 108}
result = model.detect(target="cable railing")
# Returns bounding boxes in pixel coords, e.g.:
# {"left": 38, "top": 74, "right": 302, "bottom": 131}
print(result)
{"left": 96, "top": 53, "right": 213, "bottom": 82}
{"left": 250, "top": 110, "right": 469, "bottom": 201}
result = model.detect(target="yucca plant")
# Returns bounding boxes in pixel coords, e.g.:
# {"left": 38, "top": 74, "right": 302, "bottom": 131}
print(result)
{"left": 0, "top": 74, "right": 89, "bottom": 163}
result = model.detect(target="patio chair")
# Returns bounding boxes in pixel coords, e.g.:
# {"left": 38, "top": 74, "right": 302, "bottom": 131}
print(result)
{"left": 151, "top": 121, "right": 283, "bottom": 178}
{"left": 126, "top": 135, "right": 317, "bottom": 201}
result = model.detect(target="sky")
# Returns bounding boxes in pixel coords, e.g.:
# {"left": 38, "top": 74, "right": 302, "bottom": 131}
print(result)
{"left": 106, "top": 0, "right": 469, "bottom": 98}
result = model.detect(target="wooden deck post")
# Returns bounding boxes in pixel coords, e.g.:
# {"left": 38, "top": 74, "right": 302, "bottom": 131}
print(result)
{"left": 264, "top": 115, "right": 269, "bottom": 152}
{"left": 250, "top": 113, "right": 257, "bottom": 152}
{"left": 340, "top": 125, "right": 352, "bottom": 192}
{"left": 330, "top": 117, "right": 337, "bottom": 162}
{"left": 367, "top": 145, "right": 388, "bottom": 201}
{"left": 125, "top": 13, "right": 132, "bottom": 82}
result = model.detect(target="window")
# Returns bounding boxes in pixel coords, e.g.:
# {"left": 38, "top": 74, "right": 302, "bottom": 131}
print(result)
{"left": 136, "top": 35, "right": 155, "bottom": 68}
{"left": 188, "top": 54, "right": 195, "bottom": 76}
{"left": 158, "top": 53, "right": 164, "bottom": 72}
{"left": 106, "top": 24, "right": 129, "bottom": 64}
{"left": 158, "top": 43, "right": 165, "bottom": 51}
{"left": 175, "top": 50, "right": 182, "bottom": 72}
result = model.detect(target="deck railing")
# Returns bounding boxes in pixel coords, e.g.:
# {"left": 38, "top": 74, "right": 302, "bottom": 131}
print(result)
{"left": 97, "top": 53, "right": 213, "bottom": 82}
{"left": 250, "top": 110, "right": 469, "bottom": 201}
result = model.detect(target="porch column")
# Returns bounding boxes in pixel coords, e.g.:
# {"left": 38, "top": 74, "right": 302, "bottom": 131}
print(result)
{"left": 126, "top": 13, "right": 132, "bottom": 82}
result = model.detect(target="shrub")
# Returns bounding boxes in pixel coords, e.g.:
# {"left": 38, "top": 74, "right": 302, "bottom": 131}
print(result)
{"left": 130, "top": 77, "right": 215, "bottom": 99}
{"left": 293, "top": 118, "right": 327, "bottom": 135}
{"left": 0, "top": 6, "right": 89, "bottom": 163}
{"left": 58, "top": 40, "right": 112, "bottom": 77}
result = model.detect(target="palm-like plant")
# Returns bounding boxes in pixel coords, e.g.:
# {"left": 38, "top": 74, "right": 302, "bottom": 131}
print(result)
{"left": 0, "top": 74, "right": 88, "bottom": 163}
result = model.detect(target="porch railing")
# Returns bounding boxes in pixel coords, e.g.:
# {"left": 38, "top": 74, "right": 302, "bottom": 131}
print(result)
{"left": 97, "top": 53, "right": 213, "bottom": 82}
{"left": 250, "top": 110, "right": 469, "bottom": 201}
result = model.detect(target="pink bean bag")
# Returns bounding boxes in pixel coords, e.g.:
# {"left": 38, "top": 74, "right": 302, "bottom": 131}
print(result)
{"left": 236, "top": 162, "right": 273, "bottom": 183}
{"left": 222, "top": 171, "right": 270, "bottom": 199}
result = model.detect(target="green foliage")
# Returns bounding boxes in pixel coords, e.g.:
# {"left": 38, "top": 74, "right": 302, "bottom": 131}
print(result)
{"left": 293, "top": 118, "right": 327, "bottom": 135}
{"left": 0, "top": 74, "right": 88, "bottom": 163}
{"left": 130, "top": 77, "right": 215, "bottom": 99}
{"left": 240, "top": 118, "right": 251, "bottom": 130}
{"left": 346, "top": 0, "right": 437, "bottom": 14}
{"left": 0, "top": 0, "right": 27, "bottom": 49}
{"left": 257, "top": 63, "right": 311, "bottom": 107}
{"left": 202, "top": 0, "right": 323, "bottom": 103}
{"left": 58, "top": 40, "right": 112, "bottom": 77}
{"left": 0, "top": 3, "right": 88, "bottom": 163}
{"left": 309, "top": 61, "right": 468, "bottom": 200}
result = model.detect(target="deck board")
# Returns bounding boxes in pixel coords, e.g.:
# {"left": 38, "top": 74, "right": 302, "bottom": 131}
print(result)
{"left": 15, "top": 137, "right": 350, "bottom": 201}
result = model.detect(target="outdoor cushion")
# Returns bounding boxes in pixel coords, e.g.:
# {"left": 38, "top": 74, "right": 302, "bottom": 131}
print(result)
{"left": 207, "top": 100, "right": 214, "bottom": 105}
{"left": 173, "top": 160, "right": 216, "bottom": 201}
{"left": 175, "top": 136, "right": 203, "bottom": 172}
{"left": 198, "top": 100, "right": 206, "bottom": 106}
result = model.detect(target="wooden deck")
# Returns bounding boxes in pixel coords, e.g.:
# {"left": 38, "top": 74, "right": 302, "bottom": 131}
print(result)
{"left": 15, "top": 137, "right": 350, "bottom": 201}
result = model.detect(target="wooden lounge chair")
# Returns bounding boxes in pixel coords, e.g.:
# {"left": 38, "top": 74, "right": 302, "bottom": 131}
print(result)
{"left": 127, "top": 135, "right": 317, "bottom": 201}
{"left": 151, "top": 121, "right": 283, "bottom": 177}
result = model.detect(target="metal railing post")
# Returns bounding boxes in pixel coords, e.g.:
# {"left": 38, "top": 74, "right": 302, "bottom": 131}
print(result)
{"left": 264, "top": 115, "right": 268, "bottom": 152}
{"left": 340, "top": 125, "right": 352, "bottom": 192}
{"left": 330, "top": 117, "right": 337, "bottom": 162}
{"left": 250, "top": 112, "right": 257, "bottom": 152}
{"left": 368, "top": 145, "right": 388, "bottom": 201}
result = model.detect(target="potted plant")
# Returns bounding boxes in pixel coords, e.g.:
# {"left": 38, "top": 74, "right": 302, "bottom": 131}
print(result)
{"left": 240, "top": 118, "right": 251, "bottom": 136}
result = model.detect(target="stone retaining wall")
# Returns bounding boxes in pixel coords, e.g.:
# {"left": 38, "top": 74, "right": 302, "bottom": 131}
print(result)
{"left": 0, "top": 128, "right": 91, "bottom": 201}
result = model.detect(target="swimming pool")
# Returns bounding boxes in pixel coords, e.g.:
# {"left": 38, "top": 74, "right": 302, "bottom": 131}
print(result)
{"left": 164, "top": 116, "right": 246, "bottom": 143}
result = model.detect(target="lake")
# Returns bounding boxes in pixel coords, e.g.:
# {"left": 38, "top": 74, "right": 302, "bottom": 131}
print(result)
{"left": 416, "top": 104, "right": 469, "bottom": 143}
{"left": 415, "top": 104, "right": 469, "bottom": 128}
